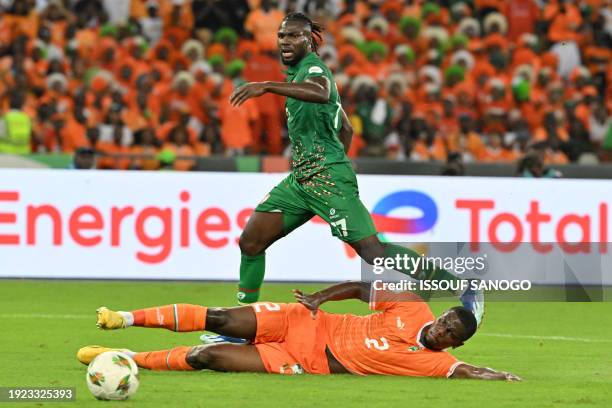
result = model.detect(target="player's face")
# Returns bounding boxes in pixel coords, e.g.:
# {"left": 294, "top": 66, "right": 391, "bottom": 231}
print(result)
{"left": 277, "top": 21, "right": 311, "bottom": 66}
{"left": 426, "top": 311, "right": 465, "bottom": 350}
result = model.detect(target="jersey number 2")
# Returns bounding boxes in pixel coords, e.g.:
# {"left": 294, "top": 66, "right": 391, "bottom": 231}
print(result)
{"left": 253, "top": 303, "right": 281, "bottom": 313}
{"left": 365, "top": 337, "right": 390, "bottom": 351}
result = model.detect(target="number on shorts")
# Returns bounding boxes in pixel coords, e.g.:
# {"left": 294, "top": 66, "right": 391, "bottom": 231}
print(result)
{"left": 331, "top": 218, "right": 348, "bottom": 237}
{"left": 253, "top": 302, "right": 281, "bottom": 313}
{"left": 365, "top": 337, "right": 390, "bottom": 351}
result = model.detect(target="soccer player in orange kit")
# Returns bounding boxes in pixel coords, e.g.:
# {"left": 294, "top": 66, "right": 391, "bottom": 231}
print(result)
{"left": 77, "top": 281, "right": 519, "bottom": 380}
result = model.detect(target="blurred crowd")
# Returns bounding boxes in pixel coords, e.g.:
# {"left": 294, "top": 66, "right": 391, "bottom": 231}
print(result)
{"left": 0, "top": 0, "right": 610, "bottom": 170}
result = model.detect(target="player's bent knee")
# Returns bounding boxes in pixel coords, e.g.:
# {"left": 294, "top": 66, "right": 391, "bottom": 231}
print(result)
{"left": 186, "top": 345, "right": 211, "bottom": 369}
{"left": 238, "top": 234, "right": 265, "bottom": 257}
{"left": 206, "top": 307, "right": 231, "bottom": 331}
{"left": 186, "top": 345, "right": 226, "bottom": 371}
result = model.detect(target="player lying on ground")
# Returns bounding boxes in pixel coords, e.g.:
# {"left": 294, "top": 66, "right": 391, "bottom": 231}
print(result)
{"left": 77, "top": 282, "right": 519, "bottom": 380}
{"left": 225, "top": 12, "right": 483, "bottom": 324}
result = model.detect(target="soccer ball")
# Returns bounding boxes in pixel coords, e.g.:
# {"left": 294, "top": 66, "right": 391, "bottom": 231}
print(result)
{"left": 86, "top": 351, "right": 139, "bottom": 400}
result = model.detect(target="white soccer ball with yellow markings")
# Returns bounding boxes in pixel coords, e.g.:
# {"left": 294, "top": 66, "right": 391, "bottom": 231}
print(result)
{"left": 86, "top": 351, "right": 139, "bottom": 400}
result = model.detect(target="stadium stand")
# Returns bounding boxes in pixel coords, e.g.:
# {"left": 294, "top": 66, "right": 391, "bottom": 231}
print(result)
{"left": 0, "top": 0, "right": 610, "bottom": 170}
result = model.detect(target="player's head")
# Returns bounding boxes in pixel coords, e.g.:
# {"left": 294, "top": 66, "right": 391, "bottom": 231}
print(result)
{"left": 425, "top": 306, "right": 477, "bottom": 350}
{"left": 278, "top": 12, "right": 323, "bottom": 66}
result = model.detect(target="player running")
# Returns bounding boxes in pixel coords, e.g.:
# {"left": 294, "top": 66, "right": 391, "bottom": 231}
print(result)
{"left": 227, "top": 12, "right": 483, "bottom": 322}
{"left": 77, "top": 282, "right": 517, "bottom": 380}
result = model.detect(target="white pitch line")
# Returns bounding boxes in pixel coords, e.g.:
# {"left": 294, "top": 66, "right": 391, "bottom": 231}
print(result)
{"left": 0, "top": 313, "right": 91, "bottom": 319}
{"left": 481, "top": 332, "right": 612, "bottom": 343}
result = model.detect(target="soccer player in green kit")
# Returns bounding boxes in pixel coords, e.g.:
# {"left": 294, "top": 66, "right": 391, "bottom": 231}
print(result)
{"left": 221, "top": 13, "right": 483, "bottom": 340}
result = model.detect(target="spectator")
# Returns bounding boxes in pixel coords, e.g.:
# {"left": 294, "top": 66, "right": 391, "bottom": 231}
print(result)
{"left": 0, "top": 91, "right": 32, "bottom": 154}
{"left": 447, "top": 114, "right": 484, "bottom": 162}
{"left": 161, "top": 124, "right": 196, "bottom": 171}
{"left": 218, "top": 59, "right": 259, "bottom": 155}
{"left": 97, "top": 123, "right": 130, "bottom": 169}
{"left": 131, "top": 127, "right": 160, "bottom": 170}
{"left": 244, "top": 0, "right": 284, "bottom": 51}
{"left": 71, "top": 146, "right": 96, "bottom": 169}
{"left": 0, "top": 0, "right": 609, "bottom": 168}
{"left": 480, "top": 132, "right": 517, "bottom": 162}
{"left": 139, "top": 1, "right": 163, "bottom": 46}
{"left": 355, "top": 79, "right": 391, "bottom": 156}
{"left": 441, "top": 152, "right": 465, "bottom": 176}
{"left": 242, "top": 49, "right": 284, "bottom": 154}
{"left": 516, "top": 149, "right": 562, "bottom": 178}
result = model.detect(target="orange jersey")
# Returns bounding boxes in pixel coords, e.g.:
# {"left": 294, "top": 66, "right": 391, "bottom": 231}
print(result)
{"left": 321, "top": 290, "right": 461, "bottom": 377}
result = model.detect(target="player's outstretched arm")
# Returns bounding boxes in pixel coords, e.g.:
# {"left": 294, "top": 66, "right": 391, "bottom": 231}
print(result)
{"left": 229, "top": 76, "right": 330, "bottom": 106}
{"left": 293, "top": 281, "right": 370, "bottom": 316}
{"left": 450, "top": 363, "right": 521, "bottom": 381}
{"left": 337, "top": 107, "right": 353, "bottom": 153}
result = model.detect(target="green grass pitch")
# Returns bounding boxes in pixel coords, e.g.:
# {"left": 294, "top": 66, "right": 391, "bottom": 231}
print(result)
{"left": 1, "top": 279, "right": 611, "bottom": 408}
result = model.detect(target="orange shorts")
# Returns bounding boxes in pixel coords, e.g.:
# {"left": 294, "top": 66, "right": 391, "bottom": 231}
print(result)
{"left": 251, "top": 302, "right": 330, "bottom": 375}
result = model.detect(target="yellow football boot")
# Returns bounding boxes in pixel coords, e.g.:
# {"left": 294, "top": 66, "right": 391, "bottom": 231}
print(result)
{"left": 76, "top": 346, "right": 132, "bottom": 365}
{"left": 96, "top": 307, "right": 127, "bottom": 330}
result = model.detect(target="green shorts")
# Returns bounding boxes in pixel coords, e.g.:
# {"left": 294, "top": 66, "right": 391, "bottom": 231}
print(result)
{"left": 255, "top": 163, "right": 377, "bottom": 243}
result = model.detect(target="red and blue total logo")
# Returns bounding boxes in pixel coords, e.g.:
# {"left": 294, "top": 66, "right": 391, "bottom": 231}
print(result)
{"left": 371, "top": 191, "right": 438, "bottom": 237}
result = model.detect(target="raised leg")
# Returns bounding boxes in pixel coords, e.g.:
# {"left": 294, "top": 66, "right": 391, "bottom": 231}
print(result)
{"left": 237, "top": 211, "right": 285, "bottom": 304}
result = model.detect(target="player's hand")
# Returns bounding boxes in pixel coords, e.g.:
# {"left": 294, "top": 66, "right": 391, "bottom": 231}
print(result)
{"left": 229, "top": 82, "right": 267, "bottom": 107}
{"left": 502, "top": 372, "right": 522, "bottom": 382}
{"left": 293, "top": 289, "right": 323, "bottom": 319}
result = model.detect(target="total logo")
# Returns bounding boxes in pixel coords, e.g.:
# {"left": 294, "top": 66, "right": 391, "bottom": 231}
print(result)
{"left": 370, "top": 191, "right": 438, "bottom": 237}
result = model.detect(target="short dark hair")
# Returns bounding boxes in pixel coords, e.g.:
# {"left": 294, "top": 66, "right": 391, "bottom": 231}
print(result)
{"left": 449, "top": 306, "right": 477, "bottom": 342}
{"left": 283, "top": 12, "right": 323, "bottom": 54}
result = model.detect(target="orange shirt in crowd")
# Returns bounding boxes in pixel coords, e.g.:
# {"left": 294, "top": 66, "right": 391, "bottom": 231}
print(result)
{"left": 3, "top": 12, "right": 38, "bottom": 41}
{"left": 474, "top": 0, "right": 504, "bottom": 10}
{"left": 411, "top": 136, "right": 447, "bottom": 162}
{"left": 503, "top": 0, "right": 540, "bottom": 41}
{"left": 546, "top": 3, "right": 582, "bottom": 43}
{"left": 131, "top": 145, "right": 160, "bottom": 170}
{"left": 480, "top": 147, "right": 518, "bottom": 162}
{"left": 545, "top": 149, "right": 569, "bottom": 165}
{"left": 96, "top": 141, "right": 131, "bottom": 170}
{"left": 156, "top": 123, "right": 197, "bottom": 144}
{"left": 244, "top": 8, "right": 284, "bottom": 51}
{"left": 447, "top": 131, "right": 485, "bottom": 159}
{"left": 243, "top": 53, "right": 285, "bottom": 116}
{"left": 219, "top": 97, "right": 259, "bottom": 149}
{"left": 60, "top": 118, "right": 89, "bottom": 153}
{"left": 159, "top": 0, "right": 194, "bottom": 31}
{"left": 190, "top": 80, "right": 216, "bottom": 124}
{"left": 533, "top": 126, "right": 569, "bottom": 142}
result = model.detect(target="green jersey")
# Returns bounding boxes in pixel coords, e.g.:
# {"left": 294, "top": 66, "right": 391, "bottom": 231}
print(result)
{"left": 285, "top": 52, "right": 351, "bottom": 181}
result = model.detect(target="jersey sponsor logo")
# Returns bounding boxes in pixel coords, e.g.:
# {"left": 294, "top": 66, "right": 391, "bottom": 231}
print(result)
{"left": 308, "top": 66, "right": 323, "bottom": 74}
{"left": 280, "top": 363, "right": 304, "bottom": 375}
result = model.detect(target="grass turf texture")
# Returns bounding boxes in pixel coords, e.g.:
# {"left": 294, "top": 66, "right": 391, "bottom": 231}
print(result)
{"left": 1, "top": 280, "right": 611, "bottom": 408}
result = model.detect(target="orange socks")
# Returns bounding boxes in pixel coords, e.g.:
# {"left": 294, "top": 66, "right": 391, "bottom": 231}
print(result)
{"left": 133, "top": 347, "right": 195, "bottom": 371}
{"left": 132, "top": 304, "right": 207, "bottom": 332}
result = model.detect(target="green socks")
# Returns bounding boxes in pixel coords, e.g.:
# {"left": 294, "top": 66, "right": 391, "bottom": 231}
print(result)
{"left": 237, "top": 253, "right": 266, "bottom": 304}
